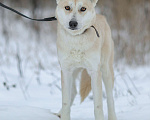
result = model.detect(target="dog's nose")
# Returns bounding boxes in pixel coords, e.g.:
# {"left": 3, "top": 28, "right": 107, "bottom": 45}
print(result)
{"left": 69, "top": 21, "right": 78, "bottom": 29}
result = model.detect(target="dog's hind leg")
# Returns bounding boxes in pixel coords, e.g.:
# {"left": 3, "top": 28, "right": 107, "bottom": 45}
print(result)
{"left": 70, "top": 68, "right": 82, "bottom": 105}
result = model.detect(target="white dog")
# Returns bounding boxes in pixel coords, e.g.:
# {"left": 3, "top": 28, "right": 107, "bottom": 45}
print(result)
{"left": 55, "top": 0, "right": 117, "bottom": 120}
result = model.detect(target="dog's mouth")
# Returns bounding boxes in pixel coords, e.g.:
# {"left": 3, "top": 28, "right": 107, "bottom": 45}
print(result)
{"left": 68, "top": 27, "right": 79, "bottom": 31}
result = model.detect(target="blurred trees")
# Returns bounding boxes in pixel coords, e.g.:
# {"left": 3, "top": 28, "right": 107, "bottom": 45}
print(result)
{"left": 98, "top": 0, "right": 150, "bottom": 65}
{"left": 0, "top": 0, "right": 150, "bottom": 67}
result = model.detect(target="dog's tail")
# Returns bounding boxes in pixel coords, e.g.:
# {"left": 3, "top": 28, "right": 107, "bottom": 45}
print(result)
{"left": 80, "top": 69, "right": 91, "bottom": 103}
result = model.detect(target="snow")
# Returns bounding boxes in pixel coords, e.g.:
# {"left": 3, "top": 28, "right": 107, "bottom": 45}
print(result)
{"left": 0, "top": 104, "right": 150, "bottom": 120}
{"left": 0, "top": 66, "right": 150, "bottom": 120}
{"left": 117, "top": 105, "right": 150, "bottom": 120}
{"left": 0, "top": 106, "right": 59, "bottom": 120}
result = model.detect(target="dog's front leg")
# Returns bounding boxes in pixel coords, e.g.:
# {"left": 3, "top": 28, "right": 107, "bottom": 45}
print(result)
{"left": 90, "top": 70, "right": 104, "bottom": 120}
{"left": 61, "top": 70, "right": 72, "bottom": 120}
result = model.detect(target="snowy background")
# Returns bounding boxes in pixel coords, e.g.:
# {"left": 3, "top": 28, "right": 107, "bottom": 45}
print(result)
{"left": 0, "top": 0, "right": 150, "bottom": 120}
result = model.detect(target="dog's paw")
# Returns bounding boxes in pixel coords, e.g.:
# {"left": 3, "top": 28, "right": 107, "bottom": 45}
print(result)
{"left": 108, "top": 115, "right": 117, "bottom": 120}
{"left": 53, "top": 113, "right": 61, "bottom": 118}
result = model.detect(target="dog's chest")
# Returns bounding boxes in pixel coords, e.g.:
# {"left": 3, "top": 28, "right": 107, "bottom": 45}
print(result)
{"left": 58, "top": 40, "right": 90, "bottom": 63}
{"left": 57, "top": 35, "right": 100, "bottom": 70}
{"left": 69, "top": 49, "right": 85, "bottom": 62}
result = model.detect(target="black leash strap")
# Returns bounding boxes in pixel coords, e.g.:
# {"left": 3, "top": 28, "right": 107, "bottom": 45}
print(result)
{"left": 0, "top": 2, "right": 57, "bottom": 21}
{"left": 91, "top": 26, "right": 100, "bottom": 37}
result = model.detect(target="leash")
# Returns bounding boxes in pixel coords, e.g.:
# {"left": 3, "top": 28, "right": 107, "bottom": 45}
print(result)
{"left": 0, "top": 2, "right": 57, "bottom": 21}
{"left": 0, "top": 2, "right": 99, "bottom": 37}
{"left": 91, "top": 26, "right": 100, "bottom": 37}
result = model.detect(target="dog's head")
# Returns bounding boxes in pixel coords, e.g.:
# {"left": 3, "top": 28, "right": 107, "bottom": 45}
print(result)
{"left": 56, "top": 0, "right": 98, "bottom": 35}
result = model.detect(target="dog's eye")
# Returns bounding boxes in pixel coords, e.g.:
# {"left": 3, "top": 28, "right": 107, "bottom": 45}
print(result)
{"left": 80, "top": 7, "right": 86, "bottom": 12}
{"left": 65, "top": 6, "right": 71, "bottom": 11}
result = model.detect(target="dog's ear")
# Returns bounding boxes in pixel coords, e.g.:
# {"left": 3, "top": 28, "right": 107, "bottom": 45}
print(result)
{"left": 90, "top": 0, "right": 98, "bottom": 7}
{"left": 56, "top": 0, "right": 61, "bottom": 4}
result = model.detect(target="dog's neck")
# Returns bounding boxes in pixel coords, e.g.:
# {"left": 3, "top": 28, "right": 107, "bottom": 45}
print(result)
{"left": 82, "top": 29, "right": 88, "bottom": 35}
{"left": 81, "top": 26, "right": 100, "bottom": 38}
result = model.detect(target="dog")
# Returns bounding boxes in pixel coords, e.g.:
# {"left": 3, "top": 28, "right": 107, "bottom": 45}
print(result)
{"left": 55, "top": 0, "right": 117, "bottom": 120}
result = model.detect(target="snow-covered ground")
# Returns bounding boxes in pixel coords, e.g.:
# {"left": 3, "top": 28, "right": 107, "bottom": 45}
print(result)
{"left": 0, "top": 66, "right": 150, "bottom": 120}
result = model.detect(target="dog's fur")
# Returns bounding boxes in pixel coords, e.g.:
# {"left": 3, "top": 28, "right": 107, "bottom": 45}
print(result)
{"left": 55, "top": 0, "right": 117, "bottom": 120}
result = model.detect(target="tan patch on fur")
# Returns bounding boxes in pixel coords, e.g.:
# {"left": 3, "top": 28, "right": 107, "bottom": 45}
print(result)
{"left": 80, "top": 69, "right": 91, "bottom": 102}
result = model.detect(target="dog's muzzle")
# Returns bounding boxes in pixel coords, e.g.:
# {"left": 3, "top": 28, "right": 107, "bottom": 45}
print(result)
{"left": 69, "top": 21, "right": 78, "bottom": 30}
